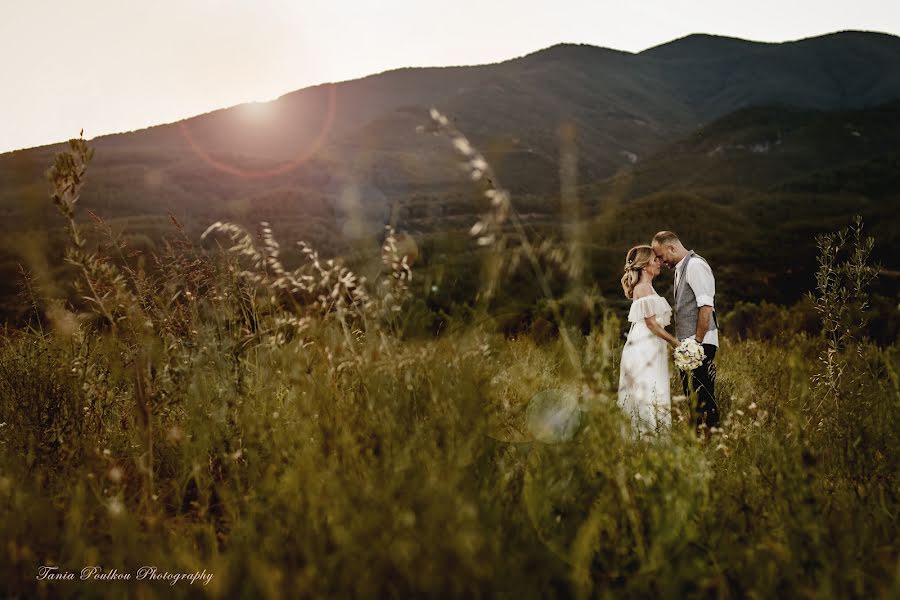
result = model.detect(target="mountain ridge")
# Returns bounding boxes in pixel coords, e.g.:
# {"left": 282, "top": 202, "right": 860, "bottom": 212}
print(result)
{"left": 2, "top": 30, "right": 899, "bottom": 237}
{"left": 4, "top": 30, "right": 899, "bottom": 157}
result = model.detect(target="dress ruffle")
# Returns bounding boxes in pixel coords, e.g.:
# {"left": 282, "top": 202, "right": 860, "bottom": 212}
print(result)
{"left": 627, "top": 295, "right": 672, "bottom": 325}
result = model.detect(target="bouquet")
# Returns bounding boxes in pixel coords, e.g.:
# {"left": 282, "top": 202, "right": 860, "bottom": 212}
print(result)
{"left": 674, "top": 338, "right": 705, "bottom": 371}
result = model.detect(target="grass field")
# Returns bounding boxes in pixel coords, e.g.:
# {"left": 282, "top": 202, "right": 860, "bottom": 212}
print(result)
{"left": 0, "top": 137, "right": 897, "bottom": 599}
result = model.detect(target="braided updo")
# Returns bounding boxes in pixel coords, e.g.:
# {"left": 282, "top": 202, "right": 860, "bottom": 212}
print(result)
{"left": 620, "top": 245, "right": 654, "bottom": 299}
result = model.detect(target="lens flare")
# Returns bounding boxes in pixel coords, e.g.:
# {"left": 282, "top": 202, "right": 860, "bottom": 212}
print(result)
{"left": 178, "top": 84, "right": 337, "bottom": 179}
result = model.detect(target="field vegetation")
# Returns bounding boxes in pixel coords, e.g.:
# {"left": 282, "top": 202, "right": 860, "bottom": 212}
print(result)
{"left": 0, "top": 127, "right": 897, "bottom": 598}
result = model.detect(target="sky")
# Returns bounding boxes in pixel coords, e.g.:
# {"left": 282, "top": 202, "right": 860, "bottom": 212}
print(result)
{"left": 1, "top": 0, "right": 898, "bottom": 154}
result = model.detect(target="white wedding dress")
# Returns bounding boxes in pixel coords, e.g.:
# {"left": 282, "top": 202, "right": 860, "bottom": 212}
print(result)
{"left": 617, "top": 292, "right": 672, "bottom": 435}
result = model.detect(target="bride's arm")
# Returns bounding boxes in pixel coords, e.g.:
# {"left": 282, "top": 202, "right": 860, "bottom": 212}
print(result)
{"left": 644, "top": 316, "right": 679, "bottom": 348}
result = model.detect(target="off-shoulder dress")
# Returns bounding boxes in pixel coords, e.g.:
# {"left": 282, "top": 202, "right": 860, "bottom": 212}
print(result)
{"left": 617, "top": 292, "right": 673, "bottom": 434}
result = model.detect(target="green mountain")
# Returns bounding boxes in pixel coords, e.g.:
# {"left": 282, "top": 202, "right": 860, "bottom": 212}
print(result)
{"left": 5, "top": 30, "right": 900, "bottom": 196}
{"left": 1, "top": 31, "right": 899, "bottom": 326}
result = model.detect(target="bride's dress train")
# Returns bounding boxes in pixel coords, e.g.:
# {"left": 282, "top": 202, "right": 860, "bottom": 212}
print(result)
{"left": 617, "top": 293, "right": 672, "bottom": 434}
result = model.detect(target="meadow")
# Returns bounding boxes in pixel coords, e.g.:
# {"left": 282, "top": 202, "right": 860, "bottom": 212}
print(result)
{"left": 0, "top": 127, "right": 897, "bottom": 599}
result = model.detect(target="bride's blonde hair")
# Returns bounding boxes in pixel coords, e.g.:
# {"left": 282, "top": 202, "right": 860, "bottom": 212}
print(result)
{"left": 621, "top": 245, "right": 654, "bottom": 299}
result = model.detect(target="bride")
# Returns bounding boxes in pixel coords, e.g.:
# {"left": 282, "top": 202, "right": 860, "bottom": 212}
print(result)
{"left": 617, "top": 245, "right": 679, "bottom": 435}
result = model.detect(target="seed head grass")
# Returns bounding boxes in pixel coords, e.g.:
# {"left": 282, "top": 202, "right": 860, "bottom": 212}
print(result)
{"left": 0, "top": 128, "right": 895, "bottom": 599}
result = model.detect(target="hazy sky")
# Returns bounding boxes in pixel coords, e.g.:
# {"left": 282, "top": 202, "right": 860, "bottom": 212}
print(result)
{"left": 2, "top": 0, "right": 898, "bottom": 153}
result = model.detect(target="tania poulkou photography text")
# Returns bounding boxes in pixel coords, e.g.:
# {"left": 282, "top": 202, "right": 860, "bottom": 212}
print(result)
{"left": 1, "top": 1, "right": 898, "bottom": 598}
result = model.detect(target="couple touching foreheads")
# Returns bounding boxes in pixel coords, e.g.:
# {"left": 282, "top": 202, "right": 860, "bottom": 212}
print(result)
{"left": 617, "top": 231, "right": 720, "bottom": 436}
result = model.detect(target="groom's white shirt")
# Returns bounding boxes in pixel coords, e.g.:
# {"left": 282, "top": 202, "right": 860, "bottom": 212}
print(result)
{"left": 674, "top": 253, "right": 719, "bottom": 346}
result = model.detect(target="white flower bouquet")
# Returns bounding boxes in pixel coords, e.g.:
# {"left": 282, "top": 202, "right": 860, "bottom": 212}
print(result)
{"left": 674, "top": 338, "right": 705, "bottom": 371}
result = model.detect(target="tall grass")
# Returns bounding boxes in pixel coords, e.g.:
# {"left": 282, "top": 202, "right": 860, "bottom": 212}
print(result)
{"left": 0, "top": 131, "right": 896, "bottom": 599}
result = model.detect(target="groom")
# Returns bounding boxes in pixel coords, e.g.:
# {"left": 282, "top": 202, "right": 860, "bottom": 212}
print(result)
{"left": 651, "top": 231, "right": 720, "bottom": 429}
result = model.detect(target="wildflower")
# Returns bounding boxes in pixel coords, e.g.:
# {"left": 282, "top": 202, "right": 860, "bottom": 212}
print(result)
{"left": 107, "top": 498, "right": 125, "bottom": 517}
{"left": 107, "top": 467, "right": 123, "bottom": 483}
{"left": 166, "top": 426, "right": 184, "bottom": 444}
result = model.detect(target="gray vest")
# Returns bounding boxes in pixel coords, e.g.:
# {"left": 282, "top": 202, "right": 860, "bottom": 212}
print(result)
{"left": 674, "top": 251, "right": 718, "bottom": 341}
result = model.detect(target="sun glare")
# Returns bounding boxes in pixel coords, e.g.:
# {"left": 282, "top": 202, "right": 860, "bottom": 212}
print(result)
{"left": 239, "top": 100, "right": 275, "bottom": 121}
{"left": 178, "top": 83, "right": 337, "bottom": 179}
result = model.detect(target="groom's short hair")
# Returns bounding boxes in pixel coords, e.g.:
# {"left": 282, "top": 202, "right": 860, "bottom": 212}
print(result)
{"left": 652, "top": 231, "right": 680, "bottom": 246}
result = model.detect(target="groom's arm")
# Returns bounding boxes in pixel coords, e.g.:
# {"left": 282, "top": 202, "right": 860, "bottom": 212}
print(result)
{"left": 696, "top": 306, "right": 713, "bottom": 342}
{"left": 687, "top": 261, "right": 715, "bottom": 342}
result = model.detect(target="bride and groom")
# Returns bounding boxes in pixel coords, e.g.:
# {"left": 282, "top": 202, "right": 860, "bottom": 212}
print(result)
{"left": 617, "top": 231, "right": 720, "bottom": 435}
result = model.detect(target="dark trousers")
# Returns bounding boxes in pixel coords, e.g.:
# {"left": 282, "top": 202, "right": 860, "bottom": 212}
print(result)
{"left": 680, "top": 343, "right": 719, "bottom": 429}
